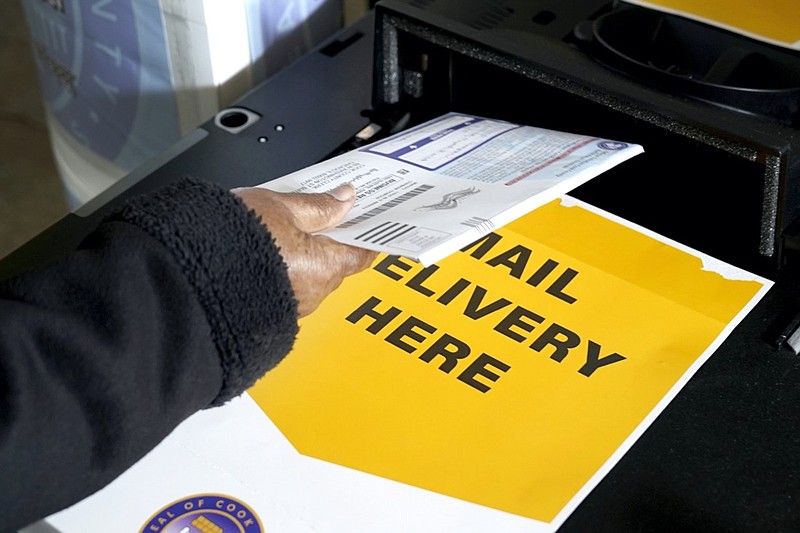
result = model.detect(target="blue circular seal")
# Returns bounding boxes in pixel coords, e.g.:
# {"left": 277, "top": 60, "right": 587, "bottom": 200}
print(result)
{"left": 23, "top": 0, "right": 139, "bottom": 161}
{"left": 598, "top": 140, "right": 629, "bottom": 150}
{"left": 22, "top": 0, "right": 180, "bottom": 168}
{"left": 139, "top": 494, "right": 263, "bottom": 533}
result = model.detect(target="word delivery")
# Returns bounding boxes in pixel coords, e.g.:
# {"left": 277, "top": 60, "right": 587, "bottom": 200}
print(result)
{"left": 344, "top": 232, "right": 629, "bottom": 393}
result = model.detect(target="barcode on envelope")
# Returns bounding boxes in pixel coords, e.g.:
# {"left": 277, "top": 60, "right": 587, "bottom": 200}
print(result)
{"left": 354, "top": 221, "right": 417, "bottom": 245}
{"left": 338, "top": 184, "right": 434, "bottom": 229}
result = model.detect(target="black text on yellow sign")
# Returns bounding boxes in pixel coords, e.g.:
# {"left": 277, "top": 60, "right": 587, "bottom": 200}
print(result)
{"left": 345, "top": 231, "right": 628, "bottom": 393}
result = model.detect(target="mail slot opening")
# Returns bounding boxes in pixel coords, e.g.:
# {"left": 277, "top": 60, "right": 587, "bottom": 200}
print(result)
{"left": 373, "top": 15, "right": 792, "bottom": 274}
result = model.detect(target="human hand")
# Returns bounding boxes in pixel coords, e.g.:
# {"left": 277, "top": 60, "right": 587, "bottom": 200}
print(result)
{"left": 233, "top": 184, "right": 377, "bottom": 317}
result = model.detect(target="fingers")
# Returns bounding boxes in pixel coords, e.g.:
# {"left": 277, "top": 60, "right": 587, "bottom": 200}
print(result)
{"left": 276, "top": 183, "right": 357, "bottom": 233}
{"left": 233, "top": 184, "right": 377, "bottom": 318}
{"left": 317, "top": 235, "right": 378, "bottom": 278}
{"left": 288, "top": 237, "right": 377, "bottom": 317}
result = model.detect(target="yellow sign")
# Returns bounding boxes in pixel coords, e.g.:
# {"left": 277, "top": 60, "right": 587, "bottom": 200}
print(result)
{"left": 249, "top": 199, "right": 768, "bottom": 523}
{"left": 625, "top": 0, "right": 800, "bottom": 48}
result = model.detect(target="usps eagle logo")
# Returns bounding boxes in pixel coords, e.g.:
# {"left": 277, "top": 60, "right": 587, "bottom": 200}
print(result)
{"left": 415, "top": 186, "right": 480, "bottom": 211}
{"left": 139, "top": 494, "right": 263, "bottom": 533}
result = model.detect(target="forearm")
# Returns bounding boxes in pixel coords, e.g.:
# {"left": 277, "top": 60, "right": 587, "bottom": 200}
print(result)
{"left": 0, "top": 178, "right": 298, "bottom": 530}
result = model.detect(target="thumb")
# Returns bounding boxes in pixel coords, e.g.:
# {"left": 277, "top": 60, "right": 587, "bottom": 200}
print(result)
{"left": 282, "top": 183, "right": 357, "bottom": 233}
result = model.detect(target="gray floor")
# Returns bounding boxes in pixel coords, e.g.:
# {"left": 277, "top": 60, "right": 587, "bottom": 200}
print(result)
{"left": 0, "top": 0, "right": 68, "bottom": 261}
{"left": 0, "top": 0, "right": 369, "bottom": 263}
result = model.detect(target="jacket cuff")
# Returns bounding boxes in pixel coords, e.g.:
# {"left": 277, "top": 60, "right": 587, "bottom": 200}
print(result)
{"left": 105, "top": 177, "right": 299, "bottom": 405}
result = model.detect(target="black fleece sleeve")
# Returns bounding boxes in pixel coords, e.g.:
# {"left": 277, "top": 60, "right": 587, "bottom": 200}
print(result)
{"left": 0, "top": 178, "right": 298, "bottom": 531}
